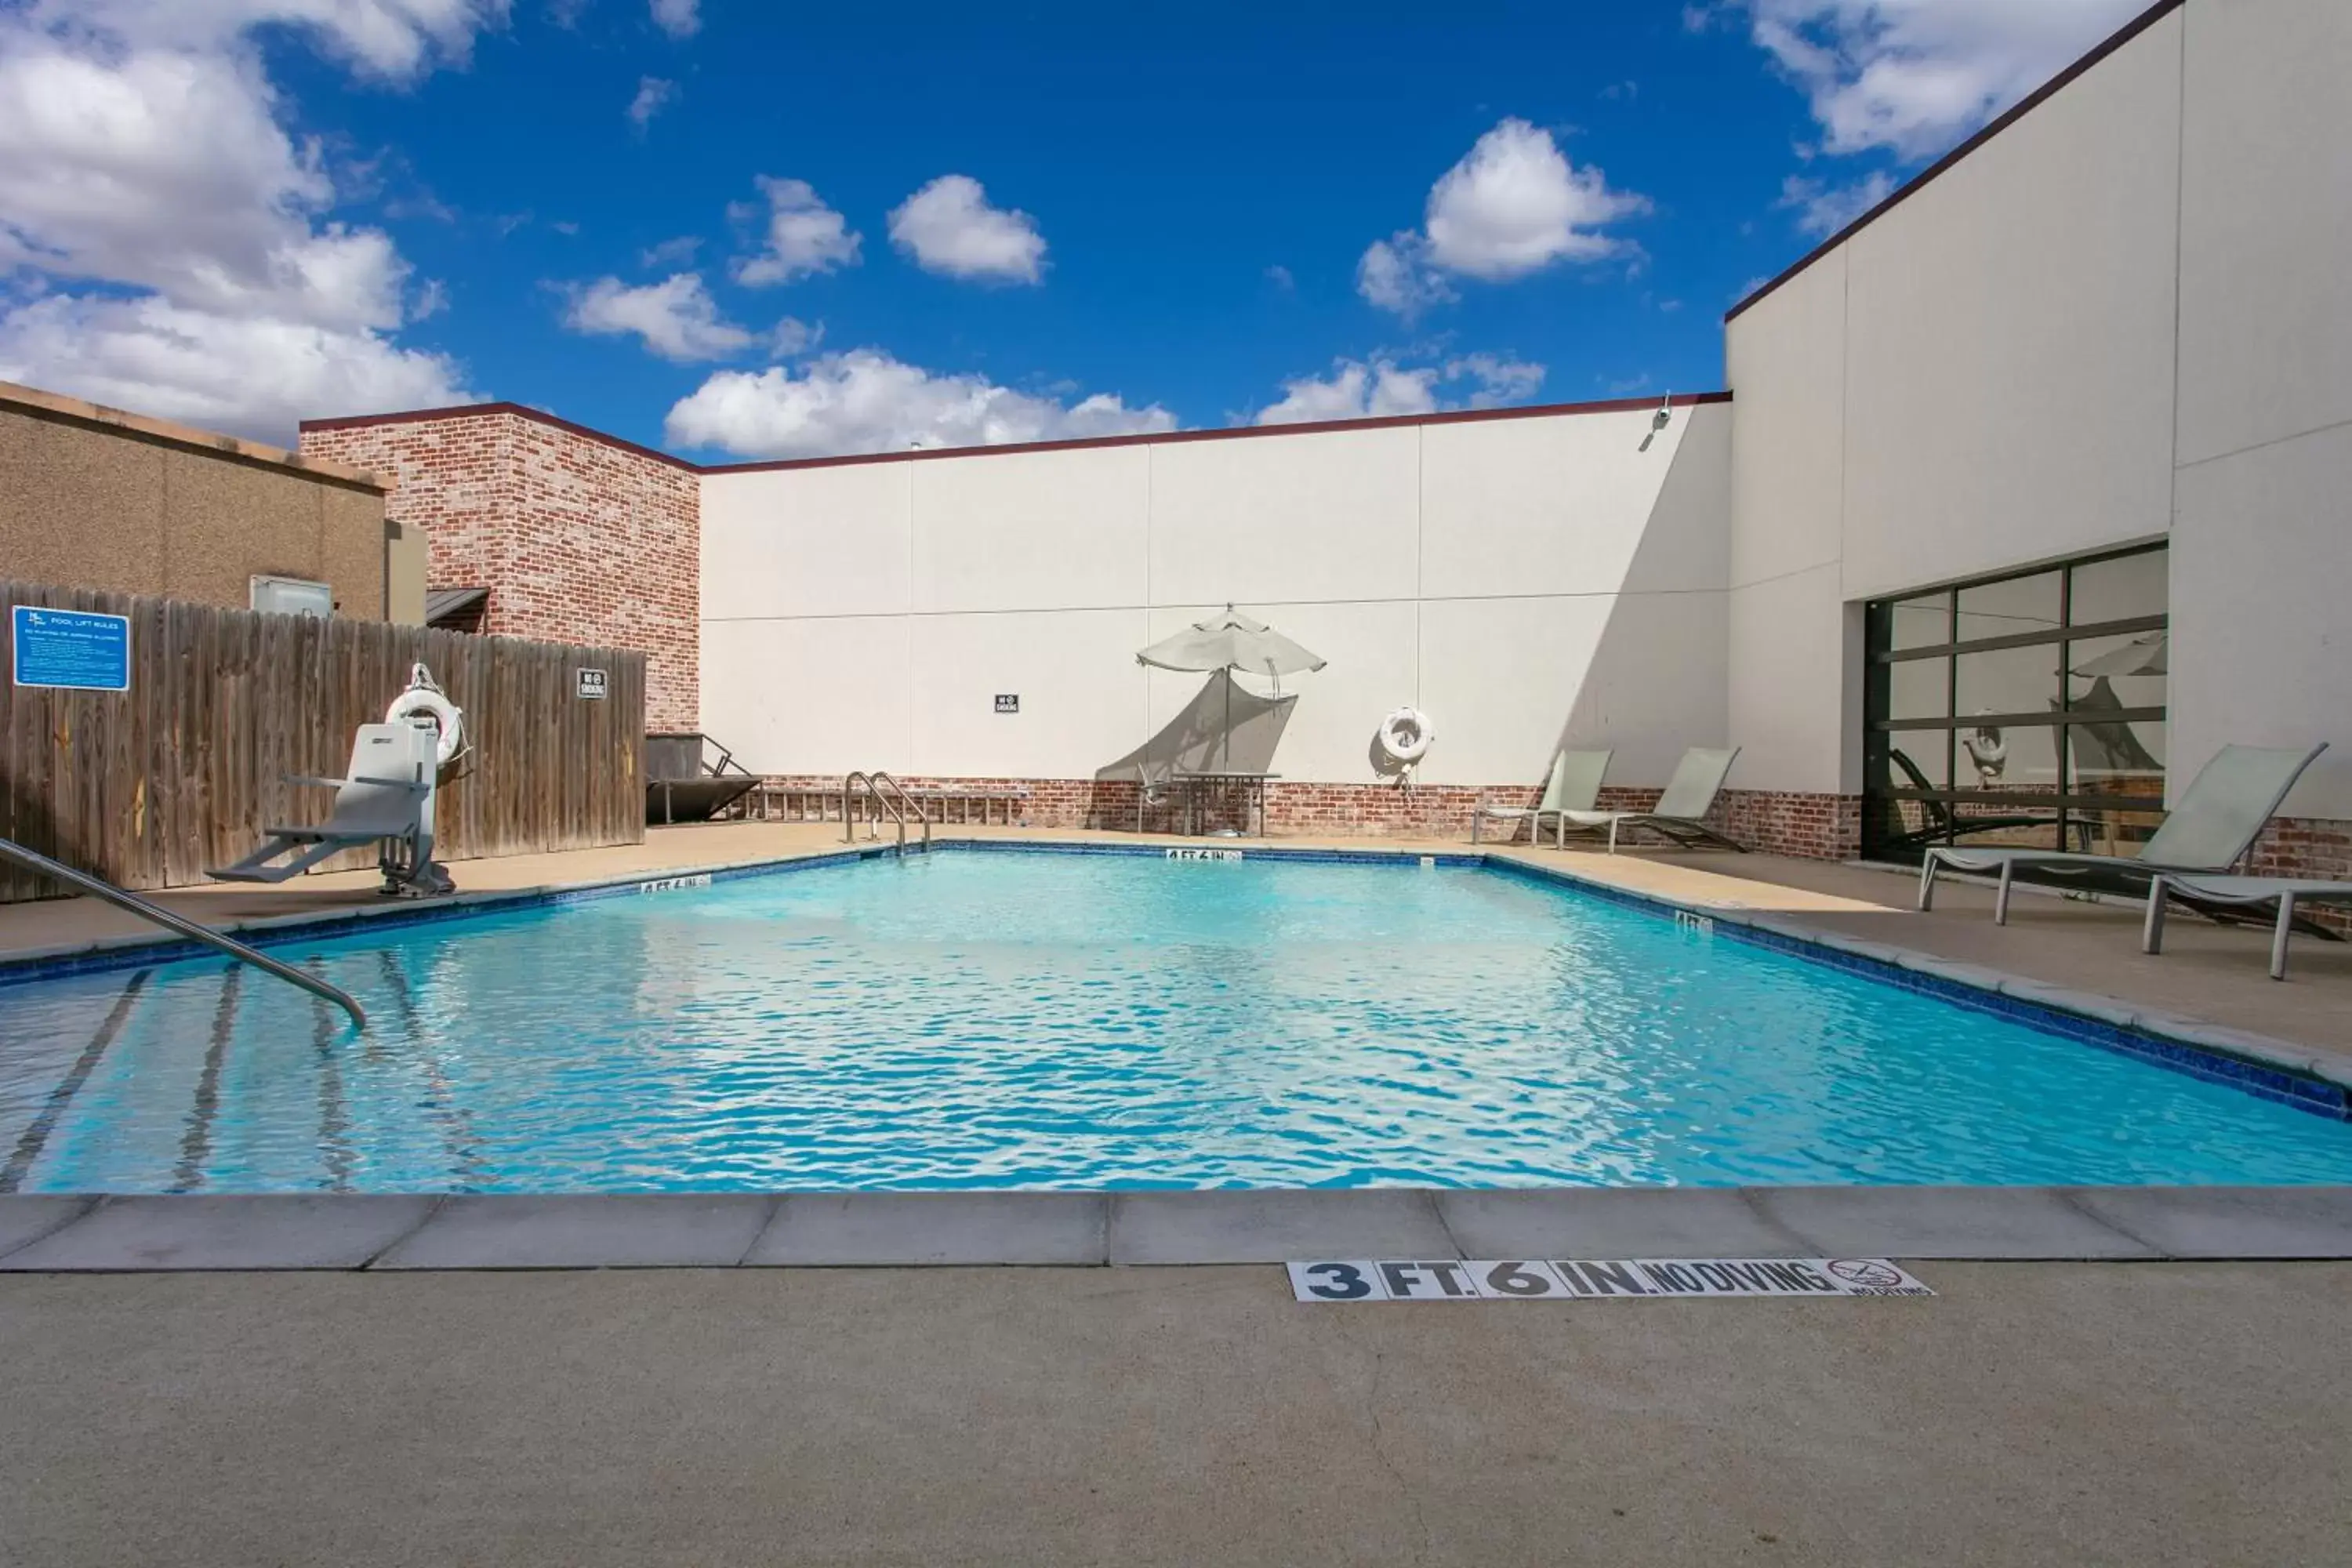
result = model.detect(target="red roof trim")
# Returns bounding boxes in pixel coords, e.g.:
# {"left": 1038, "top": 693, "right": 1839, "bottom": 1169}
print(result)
{"left": 299, "top": 390, "right": 1732, "bottom": 475}
{"left": 1724, "top": 0, "right": 2186, "bottom": 325}
{"left": 299, "top": 401, "right": 699, "bottom": 473}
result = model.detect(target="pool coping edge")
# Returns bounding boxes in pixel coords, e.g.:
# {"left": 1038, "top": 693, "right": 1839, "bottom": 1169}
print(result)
{"left": 5, "top": 1185, "right": 2351, "bottom": 1271}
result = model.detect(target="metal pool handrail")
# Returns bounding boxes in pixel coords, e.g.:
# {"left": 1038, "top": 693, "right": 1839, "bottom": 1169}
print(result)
{"left": 840, "top": 771, "right": 931, "bottom": 854}
{"left": 0, "top": 836, "right": 366, "bottom": 1028}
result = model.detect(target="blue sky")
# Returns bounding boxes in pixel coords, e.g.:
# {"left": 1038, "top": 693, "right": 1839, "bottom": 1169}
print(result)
{"left": 0, "top": 1, "right": 2153, "bottom": 456}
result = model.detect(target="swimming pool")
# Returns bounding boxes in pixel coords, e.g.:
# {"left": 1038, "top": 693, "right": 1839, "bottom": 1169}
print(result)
{"left": 2, "top": 846, "right": 2347, "bottom": 1193}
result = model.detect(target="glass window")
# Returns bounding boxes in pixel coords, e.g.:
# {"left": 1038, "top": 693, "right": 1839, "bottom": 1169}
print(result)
{"left": 1864, "top": 546, "right": 2165, "bottom": 865}
{"left": 1887, "top": 592, "right": 1952, "bottom": 651}
{"left": 2064, "top": 631, "right": 2167, "bottom": 713}
{"left": 2069, "top": 550, "right": 2167, "bottom": 626}
{"left": 1955, "top": 643, "right": 2059, "bottom": 720}
{"left": 1887, "top": 657, "right": 1949, "bottom": 723}
{"left": 1955, "top": 570, "right": 2060, "bottom": 644}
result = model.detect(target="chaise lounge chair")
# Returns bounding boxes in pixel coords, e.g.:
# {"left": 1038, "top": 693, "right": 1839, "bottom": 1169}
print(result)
{"left": 2141, "top": 873, "right": 2352, "bottom": 981}
{"left": 1555, "top": 746, "right": 1744, "bottom": 854}
{"left": 1878, "top": 747, "right": 2091, "bottom": 855}
{"left": 1917, "top": 742, "right": 2327, "bottom": 924}
{"left": 211, "top": 722, "right": 453, "bottom": 895}
{"left": 1472, "top": 749, "right": 1610, "bottom": 847}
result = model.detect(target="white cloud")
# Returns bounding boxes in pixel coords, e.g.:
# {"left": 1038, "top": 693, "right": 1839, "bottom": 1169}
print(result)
{"left": 887, "top": 175, "right": 1046, "bottom": 284}
{"left": 729, "top": 176, "right": 860, "bottom": 286}
{"left": 1423, "top": 118, "right": 1649, "bottom": 278}
{"left": 0, "top": 292, "right": 474, "bottom": 438}
{"left": 0, "top": 1, "right": 492, "bottom": 439}
{"left": 1445, "top": 352, "right": 1546, "bottom": 408}
{"left": 1264, "top": 263, "right": 1294, "bottom": 290}
{"left": 649, "top": 0, "right": 698, "bottom": 39}
{"left": 1740, "top": 0, "right": 2152, "bottom": 159}
{"left": 1254, "top": 361, "right": 1438, "bottom": 425}
{"left": 561, "top": 273, "right": 750, "bottom": 361}
{"left": 640, "top": 234, "right": 701, "bottom": 267}
{"left": 1251, "top": 353, "right": 1544, "bottom": 425}
{"left": 1354, "top": 234, "right": 1454, "bottom": 321}
{"left": 1776, "top": 169, "right": 1899, "bottom": 234}
{"left": 1357, "top": 118, "right": 1646, "bottom": 317}
{"left": 666, "top": 348, "right": 1174, "bottom": 458}
{"left": 626, "top": 74, "right": 673, "bottom": 133}
{"left": 767, "top": 315, "right": 820, "bottom": 358}
{"left": 20, "top": 0, "right": 510, "bottom": 82}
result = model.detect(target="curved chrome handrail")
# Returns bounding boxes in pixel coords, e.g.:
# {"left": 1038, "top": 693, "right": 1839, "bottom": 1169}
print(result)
{"left": 840, "top": 771, "right": 931, "bottom": 854}
{"left": 0, "top": 837, "right": 366, "bottom": 1028}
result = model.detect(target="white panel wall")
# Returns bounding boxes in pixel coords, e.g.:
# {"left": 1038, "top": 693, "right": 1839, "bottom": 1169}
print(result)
{"left": 2173, "top": 0, "right": 2352, "bottom": 468}
{"left": 1837, "top": 10, "right": 2183, "bottom": 600}
{"left": 2169, "top": 0, "right": 2352, "bottom": 817}
{"left": 1726, "top": 252, "right": 1850, "bottom": 795}
{"left": 701, "top": 403, "right": 1734, "bottom": 789}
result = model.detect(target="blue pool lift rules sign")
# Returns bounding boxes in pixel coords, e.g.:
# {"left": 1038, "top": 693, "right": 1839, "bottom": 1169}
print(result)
{"left": 11, "top": 605, "right": 132, "bottom": 691}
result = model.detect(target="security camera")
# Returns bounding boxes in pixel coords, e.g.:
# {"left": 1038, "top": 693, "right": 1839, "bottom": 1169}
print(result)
{"left": 1638, "top": 392, "right": 1672, "bottom": 451}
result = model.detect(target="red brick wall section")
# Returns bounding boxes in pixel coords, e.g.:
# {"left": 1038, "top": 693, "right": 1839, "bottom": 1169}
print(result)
{"left": 743, "top": 775, "right": 1847, "bottom": 851}
{"left": 1716, "top": 789, "right": 1864, "bottom": 861}
{"left": 300, "top": 412, "right": 701, "bottom": 731}
{"left": 2247, "top": 817, "right": 2352, "bottom": 935}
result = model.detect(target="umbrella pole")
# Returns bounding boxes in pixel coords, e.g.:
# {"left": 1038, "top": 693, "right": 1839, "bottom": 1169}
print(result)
{"left": 1221, "top": 668, "right": 1232, "bottom": 774}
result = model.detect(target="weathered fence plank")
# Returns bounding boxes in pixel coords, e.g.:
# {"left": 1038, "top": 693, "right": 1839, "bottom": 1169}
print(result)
{"left": 0, "top": 581, "right": 646, "bottom": 902}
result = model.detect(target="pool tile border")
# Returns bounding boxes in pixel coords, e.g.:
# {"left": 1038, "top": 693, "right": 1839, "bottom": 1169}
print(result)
{"left": 5, "top": 1185, "right": 2352, "bottom": 1271}
{"left": 2, "top": 836, "right": 2343, "bottom": 1123}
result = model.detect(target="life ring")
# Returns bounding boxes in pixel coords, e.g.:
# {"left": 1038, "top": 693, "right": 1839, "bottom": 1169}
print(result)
{"left": 387, "top": 686, "right": 465, "bottom": 768}
{"left": 1377, "top": 706, "right": 1434, "bottom": 764}
{"left": 1962, "top": 722, "right": 2006, "bottom": 778}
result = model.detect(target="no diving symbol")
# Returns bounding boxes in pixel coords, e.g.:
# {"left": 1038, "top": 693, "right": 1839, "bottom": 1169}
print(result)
{"left": 1825, "top": 1258, "right": 1905, "bottom": 1289}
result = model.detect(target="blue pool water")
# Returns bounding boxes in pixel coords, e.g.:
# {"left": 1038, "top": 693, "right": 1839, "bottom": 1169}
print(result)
{"left": 2, "top": 849, "right": 2347, "bottom": 1193}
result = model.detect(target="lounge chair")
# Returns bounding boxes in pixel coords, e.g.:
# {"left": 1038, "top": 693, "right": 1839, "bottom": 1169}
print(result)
{"left": 1472, "top": 750, "right": 1610, "bottom": 847}
{"left": 212, "top": 722, "right": 453, "bottom": 895}
{"left": 2141, "top": 873, "right": 2351, "bottom": 981}
{"left": 1917, "top": 742, "right": 2327, "bottom": 924}
{"left": 1877, "top": 746, "right": 2090, "bottom": 855}
{"left": 1555, "top": 746, "right": 1744, "bottom": 853}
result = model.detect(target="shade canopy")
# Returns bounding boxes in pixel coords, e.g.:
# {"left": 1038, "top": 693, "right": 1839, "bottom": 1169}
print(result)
{"left": 2069, "top": 632, "right": 2168, "bottom": 679}
{"left": 1136, "top": 606, "right": 1327, "bottom": 681}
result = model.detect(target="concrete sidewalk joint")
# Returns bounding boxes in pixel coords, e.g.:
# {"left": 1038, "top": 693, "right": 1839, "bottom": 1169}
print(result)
{"left": 3, "top": 1185, "right": 2350, "bottom": 1271}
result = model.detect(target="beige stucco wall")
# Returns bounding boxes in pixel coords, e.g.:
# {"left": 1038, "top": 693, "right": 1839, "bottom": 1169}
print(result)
{"left": 701, "top": 401, "right": 1734, "bottom": 789}
{"left": 0, "top": 387, "right": 391, "bottom": 618}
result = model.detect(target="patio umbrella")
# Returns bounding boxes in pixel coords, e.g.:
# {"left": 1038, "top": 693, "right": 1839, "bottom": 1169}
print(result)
{"left": 1136, "top": 605, "right": 1326, "bottom": 770}
{"left": 2068, "top": 631, "right": 2167, "bottom": 679}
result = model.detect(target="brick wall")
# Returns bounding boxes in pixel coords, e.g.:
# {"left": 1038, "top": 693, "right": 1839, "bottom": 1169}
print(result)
{"left": 2247, "top": 816, "right": 2352, "bottom": 934}
{"left": 299, "top": 408, "right": 701, "bottom": 731}
{"left": 742, "top": 775, "right": 1795, "bottom": 848}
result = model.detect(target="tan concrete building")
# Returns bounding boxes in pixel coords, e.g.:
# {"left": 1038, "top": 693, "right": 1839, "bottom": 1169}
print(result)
{"left": 0, "top": 379, "right": 424, "bottom": 622}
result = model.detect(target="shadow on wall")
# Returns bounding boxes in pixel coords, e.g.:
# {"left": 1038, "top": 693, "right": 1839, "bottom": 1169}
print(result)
{"left": 1094, "top": 671, "right": 1296, "bottom": 829}
{"left": 1540, "top": 408, "right": 1733, "bottom": 793}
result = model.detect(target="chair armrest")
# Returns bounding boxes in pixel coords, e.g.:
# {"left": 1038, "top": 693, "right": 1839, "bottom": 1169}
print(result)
{"left": 283, "top": 774, "right": 352, "bottom": 789}
{"left": 352, "top": 773, "right": 432, "bottom": 791}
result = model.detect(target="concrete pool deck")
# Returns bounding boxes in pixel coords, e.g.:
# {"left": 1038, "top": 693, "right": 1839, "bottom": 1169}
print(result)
{"left": 5, "top": 1260, "right": 2350, "bottom": 1566}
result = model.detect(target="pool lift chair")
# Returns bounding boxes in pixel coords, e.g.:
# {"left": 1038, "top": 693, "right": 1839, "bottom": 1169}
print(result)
{"left": 210, "top": 666, "right": 463, "bottom": 896}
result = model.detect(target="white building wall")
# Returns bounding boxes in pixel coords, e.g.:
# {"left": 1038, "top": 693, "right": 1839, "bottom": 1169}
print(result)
{"left": 2169, "top": 0, "right": 2352, "bottom": 818}
{"left": 699, "top": 403, "right": 1733, "bottom": 789}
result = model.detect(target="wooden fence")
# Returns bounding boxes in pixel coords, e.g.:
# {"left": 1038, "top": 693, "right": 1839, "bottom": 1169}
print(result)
{"left": 2, "top": 580, "right": 644, "bottom": 902}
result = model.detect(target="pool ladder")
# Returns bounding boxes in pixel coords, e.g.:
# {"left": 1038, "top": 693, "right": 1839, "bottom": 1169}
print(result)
{"left": 840, "top": 771, "right": 931, "bottom": 855}
{"left": 0, "top": 834, "right": 366, "bottom": 1027}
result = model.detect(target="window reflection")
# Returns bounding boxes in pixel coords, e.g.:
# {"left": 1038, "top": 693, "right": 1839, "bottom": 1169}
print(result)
{"left": 1862, "top": 546, "right": 2167, "bottom": 864}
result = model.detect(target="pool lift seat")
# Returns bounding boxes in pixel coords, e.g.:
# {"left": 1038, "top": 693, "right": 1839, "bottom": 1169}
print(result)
{"left": 209, "top": 720, "right": 454, "bottom": 896}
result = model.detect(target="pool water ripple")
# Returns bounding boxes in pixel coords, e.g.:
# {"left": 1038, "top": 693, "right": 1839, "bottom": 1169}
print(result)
{"left": 2, "top": 852, "right": 2349, "bottom": 1192}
